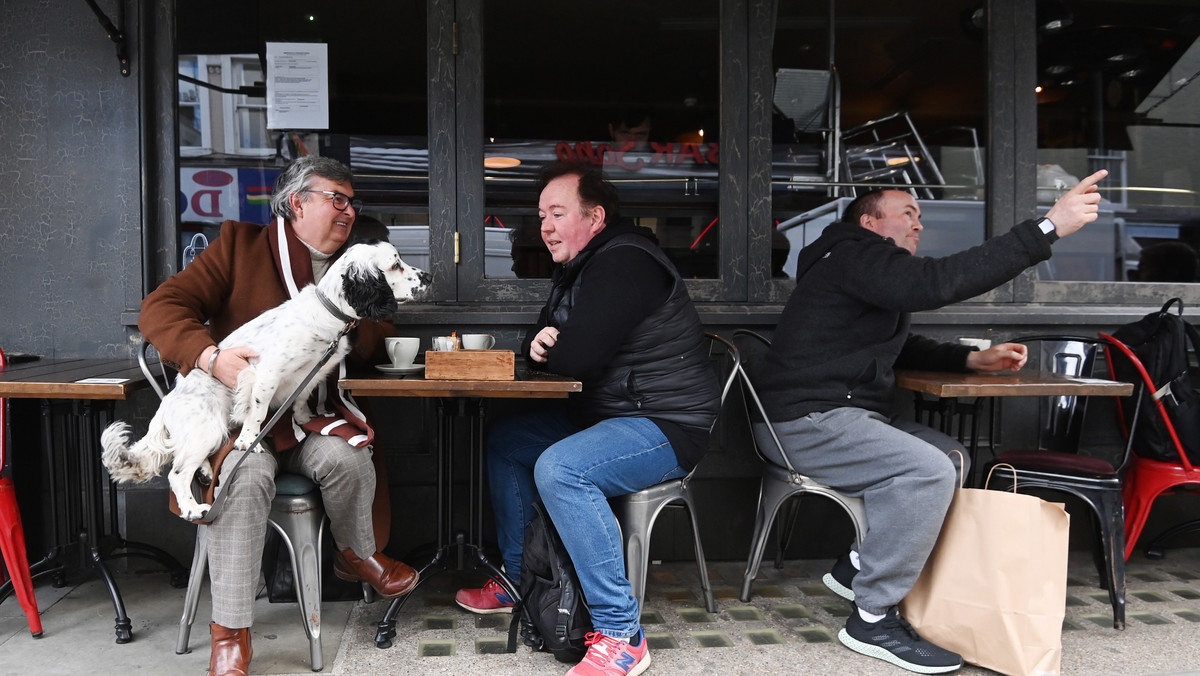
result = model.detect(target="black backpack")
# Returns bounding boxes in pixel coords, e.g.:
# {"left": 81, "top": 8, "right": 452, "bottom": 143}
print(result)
{"left": 1110, "top": 297, "right": 1200, "bottom": 464}
{"left": 506, "top": 501, "right": 593, "bottom": 663}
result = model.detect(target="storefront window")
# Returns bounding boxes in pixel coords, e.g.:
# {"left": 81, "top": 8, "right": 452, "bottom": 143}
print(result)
{"left": 175, "top": 1, "right": 429, "bottom": 272}
{"left": 1036, "top": 0, "right": 1200, "bottom": 283}
{"left": 481, "top": 0, "right": 721, "bottom": 279}
{"left": 769, "top": 1, "right": 988, "bottom": 280}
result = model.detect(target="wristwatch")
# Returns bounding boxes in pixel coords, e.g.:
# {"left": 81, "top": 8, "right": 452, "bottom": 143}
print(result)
{"left": 1036, "top": 216, "right": 1056, "bottom": 235}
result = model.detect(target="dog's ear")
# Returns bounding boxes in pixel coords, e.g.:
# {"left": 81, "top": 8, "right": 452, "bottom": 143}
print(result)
{"left": 343, "top": 268, "right": 398, "bottom": 321}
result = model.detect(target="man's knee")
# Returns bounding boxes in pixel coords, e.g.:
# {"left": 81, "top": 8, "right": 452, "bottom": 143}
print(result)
{"left": 532, "top": 452, "right": 569, "bottom": 492}
{"left": 923, "top": 452, "right": 961, "bottom": 506}
{"left": 221, "top": 450, "right": 276, "bottom": 498}
{"left": 301, "top": 435, "right": 373, "bottom": 480}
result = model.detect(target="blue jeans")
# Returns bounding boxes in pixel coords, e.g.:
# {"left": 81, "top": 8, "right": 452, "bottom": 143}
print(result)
{"left": 487, "top": 406, "right": 686, "bottom": 639}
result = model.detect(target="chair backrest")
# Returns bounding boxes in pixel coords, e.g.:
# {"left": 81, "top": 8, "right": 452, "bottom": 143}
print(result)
{"left": 731, "top": 329, "right": 803, "bottom": 475}
{"left": 0, "top": 347, "right": 7, "bottom": 471}
{"left": 1013, "top": 335, "right": 1104, "bottom": 453}
{"left": 139, "top": 340, "right": 175, "bottom": 401}
{"left": 1100, "top": 331, "right": 1194, "bottom": 473}
{"left": 704, "top": 332, "right": 742, "bottom": 432}
{"left": 774, "top": 68, "right": 833, "bottom": 133}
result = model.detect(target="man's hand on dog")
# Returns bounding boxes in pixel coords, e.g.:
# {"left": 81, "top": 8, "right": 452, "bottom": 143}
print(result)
{"left": 200, "top": 345, "right": 259, "bottom": 388}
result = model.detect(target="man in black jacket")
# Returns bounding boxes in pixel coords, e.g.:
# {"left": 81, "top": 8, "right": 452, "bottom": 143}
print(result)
{"left": 756, "top": 170, "right": 1107, "bottom": 674}
{"left": 456, "top": 163, "right": 720, "bottom": 676}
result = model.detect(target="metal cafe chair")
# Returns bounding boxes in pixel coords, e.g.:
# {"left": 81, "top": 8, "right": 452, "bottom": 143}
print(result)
{"left": 731, "top": 329, "right": 867, "bottom": 602}
{"left": 609, "top": 332, "right": 741, "bottom": 615}
{"left": 1101, "top": 332, "right": 1200, "bottom": 562}
{"left": 982, "top": 335, "right": 1133, "bottom": 630}
{"left": 138, "top": 341, "right": 329, "bottom": 670}
{"left": 0, "top": 346, "right": 44, "bottom": 638}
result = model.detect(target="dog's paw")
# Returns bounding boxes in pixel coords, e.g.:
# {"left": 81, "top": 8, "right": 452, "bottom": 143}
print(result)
{"left": 232, "top": 429, "right": 258, "bottom": 452}
{"left": 292, "top": 407, "right": 313, "bottom": 426}
{"left": 198, "top": 461, "right": 213, "bottom": 486}
{"left": 179, "top": 503, "right": 212, "bottom": 521}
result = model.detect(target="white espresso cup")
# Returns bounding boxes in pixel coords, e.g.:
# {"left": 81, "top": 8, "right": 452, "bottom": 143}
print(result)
{"left": 462, "top": 333, "right": 496, "bottom": 350}
{"left": 385, "top": 336, "right": 420, "bottom": 367}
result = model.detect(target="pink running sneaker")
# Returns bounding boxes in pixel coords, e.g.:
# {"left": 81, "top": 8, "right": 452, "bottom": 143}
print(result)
{"left": 454, "top": 578, "right": 514, "bottom": 614}
{"left": 566, "top": 629, "right": 651, "bottom": 676}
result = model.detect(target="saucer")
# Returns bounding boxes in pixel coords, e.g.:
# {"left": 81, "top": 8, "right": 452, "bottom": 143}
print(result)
{"left": 375, "top": 363, "right": 425, "bottom": 375}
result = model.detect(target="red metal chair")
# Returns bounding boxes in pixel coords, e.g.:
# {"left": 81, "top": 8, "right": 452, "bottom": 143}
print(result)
{"left": 1099, "top": 332, "right": 1200, "bottom": 561}
{"left": 0, "top": 347, "right": 44, "bottom": 637}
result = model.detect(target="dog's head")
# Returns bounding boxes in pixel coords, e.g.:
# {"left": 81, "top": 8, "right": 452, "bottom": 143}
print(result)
{"left": 330, "top": 240, "right": 431, "bottom": 321}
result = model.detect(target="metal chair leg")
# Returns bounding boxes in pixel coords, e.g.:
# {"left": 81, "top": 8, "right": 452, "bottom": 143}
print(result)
{"left": 176, "top": 524, "right": 208, "bottom": 654}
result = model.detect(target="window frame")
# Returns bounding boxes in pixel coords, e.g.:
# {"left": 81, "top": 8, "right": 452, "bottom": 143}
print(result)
{"left": 152, "top": 0, "right": 1200, "bottom": 312}
{"left": 220, "top": 55, "right": 273, "bottom": 158}
{"left": 177, "top": 54, "right": 213, "bottom": 158}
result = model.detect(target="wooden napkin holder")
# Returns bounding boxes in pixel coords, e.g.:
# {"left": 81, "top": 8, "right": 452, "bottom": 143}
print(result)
{"left": 424, "top": 350, "right": 515, "bottom": 381}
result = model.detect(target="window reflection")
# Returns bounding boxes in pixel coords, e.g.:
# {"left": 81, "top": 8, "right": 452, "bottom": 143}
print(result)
{"left": 769, "top": 1, "right": 988, "bottom": 279}
{"left": 1036, "top": 0, "right": 1200, "bottom": 282}
{"left": 481, "top": 0, "right": 720, "bottom": 279}
{"left": 176, "top": 1, "right": 429, "bottom": 273}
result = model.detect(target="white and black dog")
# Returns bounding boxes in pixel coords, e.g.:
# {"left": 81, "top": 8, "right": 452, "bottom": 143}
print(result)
{"left": 101, "top": 240, "right": 430, "bottom": 521}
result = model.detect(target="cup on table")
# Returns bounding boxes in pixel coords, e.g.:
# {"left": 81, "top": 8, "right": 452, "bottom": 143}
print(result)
{"left": 461, "top": 333, "right": 496, "bottom": 350}
{"left": 385, "top": 337, "right": 420, "bottom": 367}
{"left": 958, "top": 337, "right": 992, "bottom": 350}
{"left": 433, "top": 336, "right": 458, "bottom": 351}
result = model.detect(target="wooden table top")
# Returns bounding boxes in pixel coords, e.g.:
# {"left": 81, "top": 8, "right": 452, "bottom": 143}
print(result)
{"left": 340, "top": 368, "right": 582, "bottom": 399}
{"left": 895, "top": 369, "right": 1134, "bottom": 398}
{"left": 0, "top": 358, "right": 150, "bottom": 400}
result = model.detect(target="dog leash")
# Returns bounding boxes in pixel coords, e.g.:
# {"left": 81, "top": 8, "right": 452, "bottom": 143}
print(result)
{"left": 196, "top": 318, "right": 357, "bottom": 524}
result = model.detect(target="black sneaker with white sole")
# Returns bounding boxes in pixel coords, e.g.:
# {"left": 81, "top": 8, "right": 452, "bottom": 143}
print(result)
{"left": 822, "top": 552, "right": 857, "bottom": 601}
{"left": 838, "top": 606, "right": 962, "bottom": 674}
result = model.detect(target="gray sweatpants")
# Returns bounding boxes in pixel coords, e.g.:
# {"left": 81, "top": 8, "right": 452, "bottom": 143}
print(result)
{"left": 761, "top": 407, "right": 966, "bottom": 616}
{"left": 207, "top": 434, "right": 377, "bottom": 628}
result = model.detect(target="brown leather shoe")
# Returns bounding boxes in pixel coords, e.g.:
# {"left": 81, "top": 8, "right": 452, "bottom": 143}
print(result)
{"left": 210, "top": 622, "right": 252, "bottom": 676}
{"left": 333, "top": 549, "right": 419, "bottom": 598}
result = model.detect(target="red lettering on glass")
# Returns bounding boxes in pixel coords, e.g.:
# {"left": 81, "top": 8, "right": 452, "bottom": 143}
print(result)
{"left": 674, "top": 143, "right": 706, "bottom": 165}
{"left": 191, "top": 190, "right": 224, "bottom": 218}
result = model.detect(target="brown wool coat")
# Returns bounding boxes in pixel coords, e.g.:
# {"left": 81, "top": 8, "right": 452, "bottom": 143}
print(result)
{"left": 140, "top": 219, "right": 395, "bottom": 546}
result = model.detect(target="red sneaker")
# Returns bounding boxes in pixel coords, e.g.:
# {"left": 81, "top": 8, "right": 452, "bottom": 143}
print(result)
{"left": 454, "top": 578, "right": 515, "bottom": 614}
{"left": 566, "top": 629, "right": 651, "bottom": 676}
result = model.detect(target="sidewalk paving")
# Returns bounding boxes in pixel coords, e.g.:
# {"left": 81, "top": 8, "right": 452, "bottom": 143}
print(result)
{"left": 4, "top": 549, "right": 1200, "bottom": 675}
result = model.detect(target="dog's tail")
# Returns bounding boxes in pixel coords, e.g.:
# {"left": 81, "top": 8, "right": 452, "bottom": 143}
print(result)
{"left": 100, "top": 418, "right": 173, "bottom": 483}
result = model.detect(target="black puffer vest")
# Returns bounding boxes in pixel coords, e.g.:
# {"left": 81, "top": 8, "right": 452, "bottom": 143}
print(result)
{"left": 548, "top": 233, "right": 719, "bottom": 434}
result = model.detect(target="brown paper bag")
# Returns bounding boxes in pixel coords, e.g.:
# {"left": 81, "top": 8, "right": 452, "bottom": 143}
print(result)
{"left": 900, "top": 464, "right": 1070, "bottom": 676}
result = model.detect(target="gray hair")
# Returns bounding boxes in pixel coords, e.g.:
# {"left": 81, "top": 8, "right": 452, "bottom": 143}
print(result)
{"left": 270, "top": 156, "right": 355, "bottom": 221}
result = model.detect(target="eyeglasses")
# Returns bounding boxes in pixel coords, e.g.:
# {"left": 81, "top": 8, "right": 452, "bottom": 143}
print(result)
{"left": 301, "top": 189, "right": 362, "bottom": 213}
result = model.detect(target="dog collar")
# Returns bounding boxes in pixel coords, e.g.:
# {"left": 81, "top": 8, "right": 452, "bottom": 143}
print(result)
{"left": 316, "top": 288, "right": 358, "bottom": 325}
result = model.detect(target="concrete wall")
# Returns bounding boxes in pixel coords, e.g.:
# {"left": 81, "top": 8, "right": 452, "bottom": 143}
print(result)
{"left": 0, "top": 1, "right": 144, "bottom": 359}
